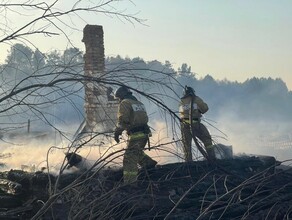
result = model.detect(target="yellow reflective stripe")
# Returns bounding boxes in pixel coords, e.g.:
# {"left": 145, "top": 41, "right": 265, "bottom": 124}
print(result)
{"left": 183, "top": 119, "right": 199, "bottom": 124}
{"left": 129, "top": 132, "right": 146, "bottom": 140}
{"left": 123, "top": 171, "right": 138, "bottom": 176}
{"left": 123, "top": 171, "right": 137, "bottom": 183}
{"left": 205, "top": 145, "right": 213, "bottom": 149}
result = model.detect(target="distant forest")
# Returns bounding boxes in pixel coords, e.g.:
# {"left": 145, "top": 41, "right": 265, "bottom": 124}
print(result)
{"left": 1, "top": 43, "right": 292, "bottom": 135}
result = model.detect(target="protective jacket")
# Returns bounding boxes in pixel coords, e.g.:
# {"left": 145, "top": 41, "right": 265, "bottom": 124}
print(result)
{"left": 179, "top": 95, "right": 208, "bottom": 120}
{"left": 116, "top": 94, "right": 156, "bottom": 184}
{"left": 117, "top": 95, "right": 148, "bottom": 132}
{"left": 179, "top": 94, "right": 215, "bottom": 161}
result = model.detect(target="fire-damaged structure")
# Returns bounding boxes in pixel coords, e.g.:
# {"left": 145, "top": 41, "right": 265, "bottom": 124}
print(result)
{"left": 76, "top": 25, "right": 118, "bottom": 138}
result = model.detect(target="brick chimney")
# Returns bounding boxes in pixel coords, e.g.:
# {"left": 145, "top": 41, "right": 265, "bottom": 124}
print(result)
{"left": 82, "top": 25, "right": 118, "bottom": 133}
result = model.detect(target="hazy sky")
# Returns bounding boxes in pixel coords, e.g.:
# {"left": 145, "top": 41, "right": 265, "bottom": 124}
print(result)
{"left": 1, "top": 0, "right": 292, "bottom": 90}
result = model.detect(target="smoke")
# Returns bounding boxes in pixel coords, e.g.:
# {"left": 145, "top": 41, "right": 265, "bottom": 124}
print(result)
{"left": 0, "top": 119, "right": 184, "bottom": 173}
{"left": 147, "top": 120, "right": 184, "bottom": 164}
{"left": 1, "top": 73, "right": 292, "bottom": 172}
{"left": 1, "top": 112, "right": 291, "bottom": 174}
{"left": 0, "top": 136, "right": 65, "bottom": 173}
{"left": 0, "top": 136, "right": 117, "bottom": 173}
{"left": 212, "top": 109, "right": 292, "bottom": 162}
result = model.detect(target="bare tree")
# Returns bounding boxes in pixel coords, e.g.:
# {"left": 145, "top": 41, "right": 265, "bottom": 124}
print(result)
{"left": 0, "top": 0, "right": 145, "bottom": 44}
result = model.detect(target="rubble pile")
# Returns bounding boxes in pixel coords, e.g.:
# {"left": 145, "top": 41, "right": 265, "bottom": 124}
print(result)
{"left": 0, "top": 155, "right": 292, "bottom": 219}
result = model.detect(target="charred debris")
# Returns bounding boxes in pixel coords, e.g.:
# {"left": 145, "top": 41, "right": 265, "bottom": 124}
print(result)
{"left": 0, "top": 154, "right": 292, "bottom": 219}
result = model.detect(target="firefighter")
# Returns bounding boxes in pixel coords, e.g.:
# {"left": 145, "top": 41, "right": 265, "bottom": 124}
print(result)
{"left": 114, "top": 86, "right": 157, "bottom": 184}
{"left": 179, "top": 86, "right": 216, "bottom": 162}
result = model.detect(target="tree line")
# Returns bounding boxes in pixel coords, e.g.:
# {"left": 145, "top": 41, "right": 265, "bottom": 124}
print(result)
{"left": 1, "top": 43, "right": 291, "bottom": 137}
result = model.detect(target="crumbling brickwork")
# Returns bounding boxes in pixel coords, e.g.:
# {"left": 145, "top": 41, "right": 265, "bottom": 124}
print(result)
{"left": 82, "top": 25, "right": 118, "bottom": 132}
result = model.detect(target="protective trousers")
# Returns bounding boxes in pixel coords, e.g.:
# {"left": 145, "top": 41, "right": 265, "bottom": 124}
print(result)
{"left": 123, "top": 136, "right": 157, "bottom": 184}
{"left": 181, "top": 121, "right": 215, "bottom": 162}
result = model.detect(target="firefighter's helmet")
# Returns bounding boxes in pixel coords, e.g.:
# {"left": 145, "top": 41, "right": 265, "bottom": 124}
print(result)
{"left": 182, "top": 86, "right": 195, "bottom": 98}
{"left": 114, "top": 86, "right": 131, "bottom": 99}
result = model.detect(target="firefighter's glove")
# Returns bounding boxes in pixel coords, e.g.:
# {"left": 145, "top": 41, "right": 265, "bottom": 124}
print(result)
{"left": 114, "top": 128, "right": 123, "bottom": 143}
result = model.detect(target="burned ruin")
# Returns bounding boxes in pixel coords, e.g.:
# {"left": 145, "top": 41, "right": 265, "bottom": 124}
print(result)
{"left": 82, "top": 25, "right": 118, "bottom": 133}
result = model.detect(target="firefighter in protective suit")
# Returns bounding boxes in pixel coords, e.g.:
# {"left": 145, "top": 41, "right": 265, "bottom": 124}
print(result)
{"left": 114, "top": 86, "right": 157, "bottom": 184}
{"left": 179, "top": 86, "right": 216, "bottom": 162}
